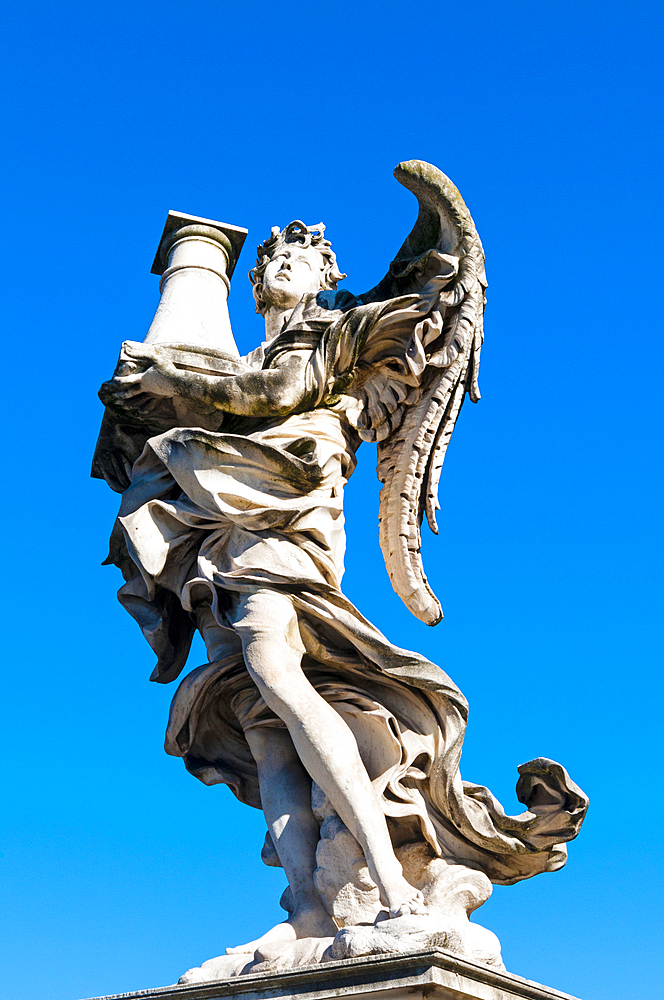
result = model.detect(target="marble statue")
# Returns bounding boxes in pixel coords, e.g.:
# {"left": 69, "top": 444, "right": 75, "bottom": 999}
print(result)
{"left": 93, "top": 161, "right": 588, "bottom": 981}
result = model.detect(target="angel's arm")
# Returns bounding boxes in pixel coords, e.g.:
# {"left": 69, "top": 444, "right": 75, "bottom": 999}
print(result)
{"left": 98, "top": 342, "right": 313, "bottom": 418}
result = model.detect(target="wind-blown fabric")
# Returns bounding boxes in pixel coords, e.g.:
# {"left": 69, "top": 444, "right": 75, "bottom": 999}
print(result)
{"left": 108, "top": 291, "right": 587, "bottom": 886}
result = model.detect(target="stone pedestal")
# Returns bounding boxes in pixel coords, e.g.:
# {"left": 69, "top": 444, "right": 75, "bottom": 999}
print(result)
{"left": 83, "top": 948, "right": 580, "bottom": 1000}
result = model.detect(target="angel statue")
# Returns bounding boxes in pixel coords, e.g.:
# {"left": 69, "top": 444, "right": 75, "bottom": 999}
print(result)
{"left": 94, "top": 161, "right": 587, "bottom": 981}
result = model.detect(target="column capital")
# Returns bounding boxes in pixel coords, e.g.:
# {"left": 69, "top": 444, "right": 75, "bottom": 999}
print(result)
{"left": 151, "top": 210, "right": 248, "bottom": 279}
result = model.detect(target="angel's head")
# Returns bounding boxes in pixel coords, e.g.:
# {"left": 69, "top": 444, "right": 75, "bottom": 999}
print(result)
{"left": 249, "top": 221, "right": 346, "bottom": 315}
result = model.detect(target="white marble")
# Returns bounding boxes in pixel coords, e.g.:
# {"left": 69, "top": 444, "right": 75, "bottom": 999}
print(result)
{"left": 93, "top": 162, "right": 588, "bottom": 981}
{"left": 145, "top": 211, "right": 247, "bottom": 355}
{"left": 83, "top": 949, "right": 583, "bottom": 1000}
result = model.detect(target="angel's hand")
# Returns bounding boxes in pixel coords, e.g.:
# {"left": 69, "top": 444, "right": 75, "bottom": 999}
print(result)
{"left": 99, "top": 345, "right": 182, "bottom": 408}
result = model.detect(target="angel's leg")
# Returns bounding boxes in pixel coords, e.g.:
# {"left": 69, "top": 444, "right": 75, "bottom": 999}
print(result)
{"left": 195, "top": 605, "right": 334, "bottom": 947}
{"left": 233, "top": 589, "right": 423, "bottom": 918}
{"left": 226, "top": 726, "right": 336, "bottom": 953}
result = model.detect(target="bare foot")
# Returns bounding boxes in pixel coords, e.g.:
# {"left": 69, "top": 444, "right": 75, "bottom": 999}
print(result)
{"left": 388, "top": 889, "right": 426, "bottom": 918}
{"left": 226, "top": 905, "right": 336, "bottom": 955}
{"left": 374, "top": 866, "right": 426, "bottom": 918}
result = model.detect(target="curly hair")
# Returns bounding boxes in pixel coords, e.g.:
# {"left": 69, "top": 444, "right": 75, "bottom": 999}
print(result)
{"left": 249, "top": 220, "right": 346, "bottom": 315}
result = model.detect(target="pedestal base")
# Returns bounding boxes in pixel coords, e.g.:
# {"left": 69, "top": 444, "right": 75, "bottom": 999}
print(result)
{"left": 84, "top": 948, "right": 580, "bottom": 1000}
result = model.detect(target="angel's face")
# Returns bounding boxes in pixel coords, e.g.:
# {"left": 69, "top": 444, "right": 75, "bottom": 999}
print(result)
{"left": 261, "top": 245, "right": 326, "bottom": 310}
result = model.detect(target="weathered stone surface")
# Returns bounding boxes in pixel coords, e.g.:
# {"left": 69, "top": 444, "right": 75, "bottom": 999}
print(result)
{"left": 82, "top": 949, "right": 581, "bottom": 1000}
{"left": 92, "top": 162, "right": 588, "bottom": 979}
{"left": 150, "top": 210, "right": 248, "bottom": 279}
{"left": 146, "top": 210, "right": 246, "bottom": 354}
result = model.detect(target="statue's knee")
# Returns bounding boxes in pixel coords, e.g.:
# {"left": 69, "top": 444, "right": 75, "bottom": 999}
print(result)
{"left": 244, "top": 725, "right": 275, "bottom": 764}
{"left": 245, "top": 726, "right": 296, "bottom": 769}
{"left": 242, "top": 637, "right": 292, "bottom": 693}
{"left": 235, "top": 615, "right": 305, "bottom": 661}
{"left": 237, "top": 625, "right": 284, "bottom": 663}
{"left": 234, "top": 591, "right": 304, "bottom": 652}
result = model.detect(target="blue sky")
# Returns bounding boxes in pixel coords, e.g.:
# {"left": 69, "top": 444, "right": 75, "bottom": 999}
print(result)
{"left": 0, "top": 3, "right": 662, "bottom": 999}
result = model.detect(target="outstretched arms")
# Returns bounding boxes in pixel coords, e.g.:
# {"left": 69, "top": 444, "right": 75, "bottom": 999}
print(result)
{"left": 99, "top": 341, "right": 313, "bottom": 419}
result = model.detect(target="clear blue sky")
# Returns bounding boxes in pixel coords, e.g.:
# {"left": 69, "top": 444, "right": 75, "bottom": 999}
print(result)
{"left": 0, "top": 4, "right": 662, "bottom": 999}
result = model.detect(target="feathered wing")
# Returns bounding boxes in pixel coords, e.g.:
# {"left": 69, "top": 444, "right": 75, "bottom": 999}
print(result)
{"left": 341, "top": 161, "right": 486, "bottom": 624}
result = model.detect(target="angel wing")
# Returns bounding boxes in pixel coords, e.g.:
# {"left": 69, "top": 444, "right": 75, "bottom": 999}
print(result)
{"left": 338, "top": 161, "right": 486, "bottom": 625}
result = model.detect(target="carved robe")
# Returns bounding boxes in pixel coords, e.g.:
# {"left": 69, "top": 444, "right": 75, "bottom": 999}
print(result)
{"left": 108, "top": 291, "right": 587, "bottom": 886}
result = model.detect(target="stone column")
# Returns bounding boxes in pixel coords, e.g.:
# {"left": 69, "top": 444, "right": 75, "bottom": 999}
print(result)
{"left": 145, "top": 210, "right": 248, "bottom": 357}
{"left": 91, "top": 212, "right": 250, "bottom": 490}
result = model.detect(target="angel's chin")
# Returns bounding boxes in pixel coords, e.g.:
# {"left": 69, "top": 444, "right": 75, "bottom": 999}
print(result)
{"left": 263, "top": 290, "right": 300, "bottom": 311}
